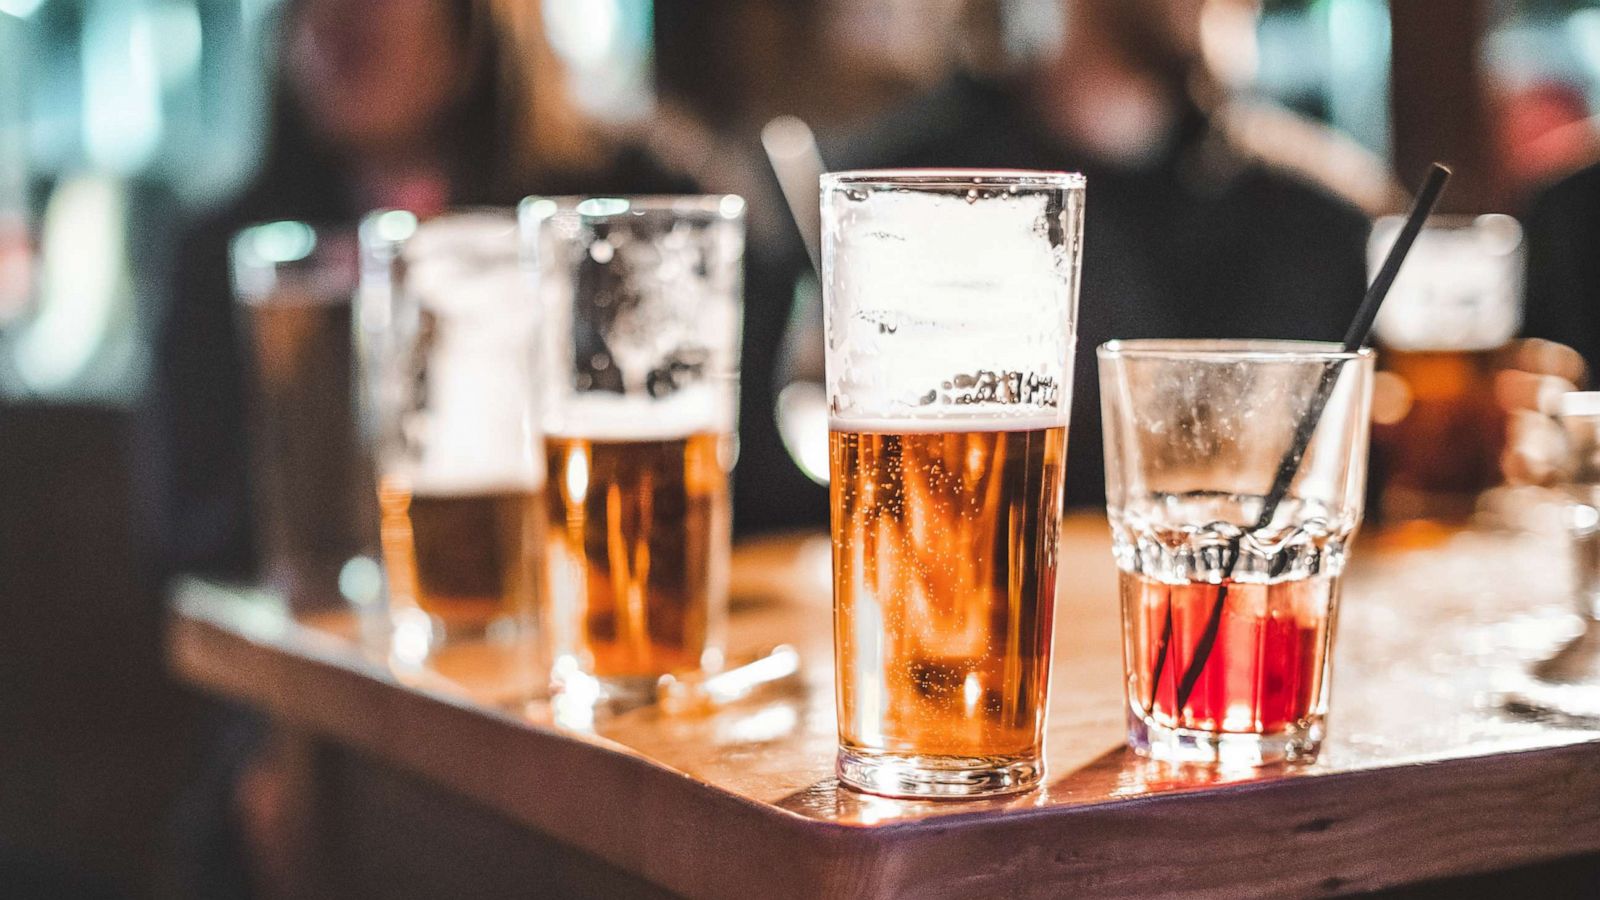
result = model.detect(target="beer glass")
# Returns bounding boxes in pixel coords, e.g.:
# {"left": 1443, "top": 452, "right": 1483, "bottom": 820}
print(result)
{"left": 358, "top": 209, "right": 545, "bottom": 686}
{"left": 231, "top": 221, "right": 382, "bottom": 621}
{"left": 1368, "top": 215, "right": 1523, "bottom": 521}
{"left": 521, "top": 196, "right": 744, "bottom": 704}
{"left": 822, "top": 170, "right": 1084, "bottom": 798}
{"left": 1099, "top": 340, "right": 1375, "bottom": 766}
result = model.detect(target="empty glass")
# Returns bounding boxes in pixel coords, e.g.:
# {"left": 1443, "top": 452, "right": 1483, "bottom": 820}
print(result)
{"left": 1509, "top": 392, "right": 1600, "bottom": 719}
{"left": 231, "top": 220, "right": 381, "bottom": 622}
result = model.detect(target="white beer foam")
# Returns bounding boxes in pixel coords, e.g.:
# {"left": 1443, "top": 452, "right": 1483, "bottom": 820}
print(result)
{"left": 824, "top": 186, "right": 1078, "bottom": 423}
{"left": 828, "top": 410, "right": 1068, "bottom": 434}
{"left": 404, "top": 341, "right": 545, "bottom": 493}
{"left": 547, "top": 387, "right": 730, "bottom": 441}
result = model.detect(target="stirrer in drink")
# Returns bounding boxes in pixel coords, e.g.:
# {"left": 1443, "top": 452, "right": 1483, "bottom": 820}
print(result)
{"left": 1154, "top": 164, "right": 1453, "bottom": 714}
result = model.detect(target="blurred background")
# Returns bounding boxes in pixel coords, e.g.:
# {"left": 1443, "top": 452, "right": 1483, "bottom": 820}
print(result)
{"left": 5, "top": 0, "right": 1600, "bottom": 896}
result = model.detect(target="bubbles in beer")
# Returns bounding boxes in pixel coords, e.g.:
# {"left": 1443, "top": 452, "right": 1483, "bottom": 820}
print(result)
{"left": 830, "top": 422, "right": 1066, "bottom": 759}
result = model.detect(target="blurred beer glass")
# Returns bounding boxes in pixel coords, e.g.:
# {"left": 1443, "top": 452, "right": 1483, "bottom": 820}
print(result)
{"left": 1368, "top": 214, "right": 1524, "bottom": 523}
{"left": 358, "top": 209, "right": 545, "bottom": 695}
{"left": 231, "top": 221, "right": 383, "bottom": 625}
{"left": 822, "top": 170, "right": 1084, "bottom": 798}
{"left": 521, "top": 195, "right": 745, "bottom": 704}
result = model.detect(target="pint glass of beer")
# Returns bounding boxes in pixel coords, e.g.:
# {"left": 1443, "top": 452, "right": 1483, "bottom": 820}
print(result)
{"left": 358, "top": 209, "right": 546, "bottom": 690}
{"left": 521, "top": 196, "right": 745, "bottom": 704}
{"left": 1368, "top": 215, "right": 1524, "bottom": 522}
{"left": 821, "top": 171, "right": 1084, "bottom": 797}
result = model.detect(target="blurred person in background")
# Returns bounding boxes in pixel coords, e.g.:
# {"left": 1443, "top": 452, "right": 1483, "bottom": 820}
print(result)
{"left": 1524, "top": 160, "right": 1600, "bottom": 380}
{"left": 148, "top": 1, "right": 684, "bottom": 895}
{"left": 779, "top": 0, "right": 1403, "bottom": 514}
{"left": 1494, "top": 80, "right": 1599, "bottom": 209}
{"left": 150, "top": 0, "right": 685, "bottom": 584}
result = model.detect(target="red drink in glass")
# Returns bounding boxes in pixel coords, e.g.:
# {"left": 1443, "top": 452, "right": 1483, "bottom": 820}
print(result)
{"left": 1121, "top": 573, "right": 1334, "bottom": 739}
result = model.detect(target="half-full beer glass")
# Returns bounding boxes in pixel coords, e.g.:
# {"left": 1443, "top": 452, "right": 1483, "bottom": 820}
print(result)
{"left": 822, "top": 170, "right": 1084, "bottom": 797}
{"left": 358, "top": 209, "right": 546, "bottom": 691}
{"left": 522, "top": 196, "right": 744, "bottom": 704}
{"left": 1368, "top": 215, "right": 1523, "bottom": 520}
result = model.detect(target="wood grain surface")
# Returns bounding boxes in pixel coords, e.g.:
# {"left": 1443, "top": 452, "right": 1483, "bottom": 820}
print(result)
{"left": 168, "top": 515, "right": 1600, "bottom": 898}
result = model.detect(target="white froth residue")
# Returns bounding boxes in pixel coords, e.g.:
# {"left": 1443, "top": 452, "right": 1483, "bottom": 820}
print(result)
{"left": 824, "top": 185, "right": 1077, "bottom": 423}
{"left": 405, "top": 338, "right": 543, "bottom": 492}
{"left": 547, "top": 386, "right": 730, "bottom": 441}
{"left": 828, "top": 411, "right": 1068, "bottom": 434}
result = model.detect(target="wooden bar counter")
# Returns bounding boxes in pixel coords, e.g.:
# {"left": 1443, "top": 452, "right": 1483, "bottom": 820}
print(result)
{"left": 167, "top": 515, "right": 1600, "bottom": 898}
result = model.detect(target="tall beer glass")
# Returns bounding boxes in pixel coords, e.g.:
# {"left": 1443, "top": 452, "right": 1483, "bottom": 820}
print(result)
{"left": 358, "top": 209, "right": 545, "bottom": 691}
{"left": 822, "top": 170, "right": 1084, "bottom": 797}
{"left": 231, "top": 221, "right": 381, "bottom": 622}
{"left": 1368, "top": 214, "right": 1523, "bottom": 521}
{"left": 521, "top": 196, "right": 744, "bottom": 703}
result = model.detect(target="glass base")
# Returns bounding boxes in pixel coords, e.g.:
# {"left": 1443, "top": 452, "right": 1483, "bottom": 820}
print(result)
{"left": 547, "top": 662, "right": 664, "bottom": 729}
{"left": 836, "top": 748, "right": 1042, "bottom": 799}
{"left": 1127, "top": 708, "right": 1323, "bottom": 767}
{"left": 1502, "top": 625, "right": 1600, "bottom": 721}
{"left": 594, "top": 674, "right": 661, "bottom": 707}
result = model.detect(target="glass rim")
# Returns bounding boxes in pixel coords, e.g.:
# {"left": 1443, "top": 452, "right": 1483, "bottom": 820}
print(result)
{"left": 355, "top": 207, "right": 520, "bottom": 257}
{"left": 232, "top": 219, "right": 344, "bottom": 265}
{"left": 1096, "top": 339, "right": 1374, "bottom": 363}
{"left": 820, "top": 168, "right": 1086, "bottom": 191}
{"left": 518, "top": 194, "right": 746, "bottom": 222}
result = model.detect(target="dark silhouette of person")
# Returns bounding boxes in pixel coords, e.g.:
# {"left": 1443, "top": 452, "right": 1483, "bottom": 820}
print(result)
{"left": 1524, "top": 161, "right": 1600, "bottom": 380}
{"left": 768, "top": 0, "right": 1396, "bottom": 519}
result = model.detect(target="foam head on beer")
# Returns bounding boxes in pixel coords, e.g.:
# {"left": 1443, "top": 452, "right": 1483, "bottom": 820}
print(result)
{"left": 387, "top": 211, "right": 542, "bottom": 493}
{"left": 822, "top": 171, "right": 1082, "bottom": 430}
{"left": 1369, "top": 214, "right": 1523, "bottom": 353}
{"left": 820, "top": 170, "right": 1085, "bottom": 798}
{"left": 357, "top": 209, "right": 548, "bottom": 661}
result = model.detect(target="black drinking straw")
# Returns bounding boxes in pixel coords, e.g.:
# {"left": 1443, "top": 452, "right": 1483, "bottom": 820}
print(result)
{"left": 1156, "top": 163, "right": 1453, "bottom": 716}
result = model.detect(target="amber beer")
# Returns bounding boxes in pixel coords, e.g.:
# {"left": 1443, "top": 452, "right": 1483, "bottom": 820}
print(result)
{"left": 831, "top": 421, "right": 1067, "bottom": 773}
{"left": 378, "top": 480, "right": 546, "bottom": 637}
{"left": 1372, "top": 346, "right": 1507, "bottom": 522}
{"left": 544, "top": 429, "right": 731, "bottom": 690}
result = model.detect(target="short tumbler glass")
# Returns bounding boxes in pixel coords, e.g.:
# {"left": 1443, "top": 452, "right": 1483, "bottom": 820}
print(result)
{"left": 823, "top": 170, "right": 1085, "bottom": 798}
{"left": 1099, "top": 340, "right": 1375, "bottom": 766}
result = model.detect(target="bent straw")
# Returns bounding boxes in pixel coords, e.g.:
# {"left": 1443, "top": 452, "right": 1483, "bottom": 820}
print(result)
{"left": 1154, "top": 163, "right": 1453, "bottom": 715}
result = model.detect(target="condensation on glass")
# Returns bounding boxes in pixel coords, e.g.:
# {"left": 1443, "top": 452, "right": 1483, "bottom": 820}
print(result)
{"left": 521, "top": 195, "right": 745, "bottom": 709}
{"left": 1098, "top": 339, "right": 1375, "bottom": 767}
{"left": 822, "top": 169, "right": 1084, "bottom": 798}
{"left": 358, "top": 209, "right": 546, "bottom": 698}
